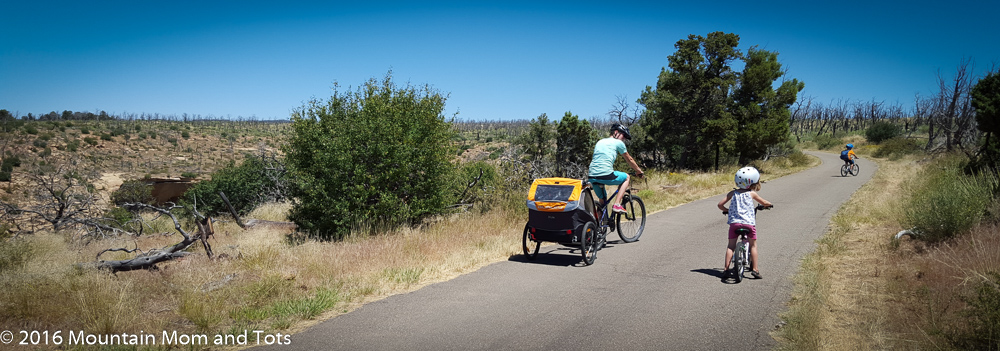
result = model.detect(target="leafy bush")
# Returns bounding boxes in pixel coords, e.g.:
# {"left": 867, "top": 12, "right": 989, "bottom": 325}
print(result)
{"left": 872, "top": 137, "right": 922, "bottom": 160}
{"left": 111, "top": 180, "right": 154, "bottom": 207}
{"left": 181, "top": 131, "right": 190, "bottom": 139}
{"left": 183, "top": 156, "right": 286, "bottom": 217}
{"left": 904, "top": 164, "right": 998, "bottom": 242}
{"left": 80, "top": 127, "right": 90, "bottom": 134}
{"left": 100, "top": 133, "right": 112, "bottom": 141}
{"left": 285, "top": 73, "right": 456, "bottom": 240}
{"left": 865, "top": 121, "right": 901, "bottom": 144}
{"left": 812, "top": 134, "right": 842, "bottom": 150}
{"left": 24, "top": 125, "right": 38, "bottom": 135}
{"left": 84, "top": 136, "right": 98, "bottom": 146}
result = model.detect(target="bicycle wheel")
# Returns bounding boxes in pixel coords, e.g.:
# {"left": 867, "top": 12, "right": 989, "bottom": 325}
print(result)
{"left": 616, "top": 194, "right": 646, "bottom": 243}
{"left": 840, "top": 164, "right": 848, "bottom": 177}
{"left": 581, "top": 222, "right": 598, "bottom": 265}
{"left": 733, "top": 243, "right": 746, "bottom": 283}
{"left": 851, "top": 163, "right": 859, "bottom": 176}
{"left": 522, "top": 224, "right": 539, "bottom": 260}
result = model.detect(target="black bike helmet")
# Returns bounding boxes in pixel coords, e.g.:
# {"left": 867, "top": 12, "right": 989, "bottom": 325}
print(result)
{"left": 610, "top": 123, "right": 632, "bottom": 140}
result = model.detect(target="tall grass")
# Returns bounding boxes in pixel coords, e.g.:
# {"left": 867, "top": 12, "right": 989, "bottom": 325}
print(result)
{"left": 904, "top": 158, "right": 999, "bottom": 243}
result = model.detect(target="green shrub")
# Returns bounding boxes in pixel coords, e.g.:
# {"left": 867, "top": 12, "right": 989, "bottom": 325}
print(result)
{"left": 0, "top": 171, "right": 9, "bottom": 182}
{"left": 84, "top": 136, "right": 98, "bottom": 146}
{"left": 183, "top": 156, "right": 286, "bottom": 217}
{"left": 111, "top": 180, "right": 154, "bottom": 207}
{"left": 32, "top": 139, "right": 47, "bottom": 148}
{"left": 100, "top": 133, "right": 112, "bottom": 141}
{"left": 873, "top": 137, "right": 922, "bottom": 160}
{"left": 285, "top": 73, "right": 456, "bottom": 240}
{"left": 865, "top": 121, "right": 901, "bottom": 144}
{"left": 80, "top": 127, "right": 90, "bottom": 134}
{"left": 24, "top": 125, "right": 38, "bottom": 135}
{"left": 812, "top": 134, "right": 842, "bottom": 150}
{"left": 181, "top": 131, "right": 190, "bottom": 139}
{"left": 904, "top": 164, "right": 998, "bottom": 242}
{"left": 180, "top": 172, "right": 198, "bottom": 179}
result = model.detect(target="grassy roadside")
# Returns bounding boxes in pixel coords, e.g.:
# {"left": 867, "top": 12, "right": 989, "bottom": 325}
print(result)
{"left": 773, "top": 154, "right": 914, "bottom": 349}
{"left": 0, "top": 153, "right": 817, "bottom": 349}
{"left": 774, "top": 150, "right": 1000, "bottom": 350}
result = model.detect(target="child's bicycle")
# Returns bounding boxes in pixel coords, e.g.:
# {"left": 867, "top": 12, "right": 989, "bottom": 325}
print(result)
{"left": 840, "top": 161, "right": 859, "bottom": 177}
{"left": 523, "top": 176, "right": 646, "bottom": 265}
{"left": 723, "top": 204, "right": 772, "bottom": 283}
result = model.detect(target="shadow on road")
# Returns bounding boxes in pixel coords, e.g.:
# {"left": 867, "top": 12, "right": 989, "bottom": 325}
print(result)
{"left": 509, "top": 242, "right": 620, "bottom": 267}
{"left": 691, "top": 268, "right": 726, "bottom": 279}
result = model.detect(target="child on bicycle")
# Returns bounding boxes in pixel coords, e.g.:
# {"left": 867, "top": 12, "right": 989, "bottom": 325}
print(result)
{"left": 840, "top": 143, "right": 858, "bottom": 166}
{"left": 717, "top": 166, "right": 772, "bottom": 279}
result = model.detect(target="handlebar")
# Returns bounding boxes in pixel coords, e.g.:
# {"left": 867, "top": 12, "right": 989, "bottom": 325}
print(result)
{"left": 722, "top": 204, "right": 773, "bottom": 215}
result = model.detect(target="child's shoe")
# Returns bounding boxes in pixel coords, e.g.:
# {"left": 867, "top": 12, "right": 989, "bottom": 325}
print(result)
{"left": 612, "top": 204, "right": 626, "bottom": 213}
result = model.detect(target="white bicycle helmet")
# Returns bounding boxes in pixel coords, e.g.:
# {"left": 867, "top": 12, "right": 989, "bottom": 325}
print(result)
{"left": 734, "top": 166, "right": 760, "bottom": 190}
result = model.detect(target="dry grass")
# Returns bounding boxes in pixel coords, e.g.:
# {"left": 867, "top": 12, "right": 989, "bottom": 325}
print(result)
{"left": 775, "top": 153, "right": 918, "bottom": 350}
{"left": 776, "top": 150, "right": 1000, "bottom": 350}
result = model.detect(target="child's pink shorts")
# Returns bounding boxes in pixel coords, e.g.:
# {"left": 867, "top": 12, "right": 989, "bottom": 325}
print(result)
{"left": 728, "top": 223, "right": 757, "bottom": 240}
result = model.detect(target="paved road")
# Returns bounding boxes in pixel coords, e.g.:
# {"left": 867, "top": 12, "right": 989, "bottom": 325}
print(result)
{"left": 255, "top": 151, "right": 875, "bottom": 351}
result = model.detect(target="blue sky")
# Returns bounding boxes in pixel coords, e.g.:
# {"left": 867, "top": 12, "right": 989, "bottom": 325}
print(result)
{"left": 2, "top": 1, "right": 999, "bottom": 121}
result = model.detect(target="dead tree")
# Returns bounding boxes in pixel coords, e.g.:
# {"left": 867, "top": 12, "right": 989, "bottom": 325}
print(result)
{"left": 0, "top": 165, "right": 102, "bottom": 234}
{"left": 91, "top": 202, "right": 214, "bottom": 272}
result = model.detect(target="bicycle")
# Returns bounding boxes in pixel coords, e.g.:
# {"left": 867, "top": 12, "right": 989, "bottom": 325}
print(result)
{"left": 590, "top": 177, "right": 647, "bottom": 242}
{"left": 840, "top": 161, "right": 859, "bottom": 177}
{"left": 723, "top": 204, "right": 772, "bottom": 283}
{"left": 522, "top": 175, "right": 646, "bottom": 265}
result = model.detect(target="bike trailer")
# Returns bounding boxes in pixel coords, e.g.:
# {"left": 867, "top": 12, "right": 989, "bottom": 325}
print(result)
{"left": 525, "top": 177, "right": 596, "bottom": 243}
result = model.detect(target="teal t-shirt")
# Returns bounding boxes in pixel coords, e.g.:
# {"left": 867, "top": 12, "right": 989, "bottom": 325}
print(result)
{"left": 588, "top": 137, "right": 627, "bottom": 177}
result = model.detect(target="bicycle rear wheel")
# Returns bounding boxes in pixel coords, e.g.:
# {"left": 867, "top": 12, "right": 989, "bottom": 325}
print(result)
{"left": 616, "top": 194, "right": 646, "bottom": 243}
{"left": 840, "top": 164, "right": 848, "bottom": 177}
{"left": 851, "top": 163, "right": 859, "bottom": 176}
{"left": 581, "top": 222, "right": 598, "bottom": 265}
{"left": 522, "top": 224, "right": 539, "bottom": 260}
{"left": 733, "top": 243, "right": 746, "bottom": 283}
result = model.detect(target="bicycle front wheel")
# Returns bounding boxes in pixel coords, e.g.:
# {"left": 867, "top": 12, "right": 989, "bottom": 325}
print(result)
{"left": 616, "top": 194, "right": 646, "bottom": 243}
{"left": 851, "top": 163, "right": 859, "bottom": 176}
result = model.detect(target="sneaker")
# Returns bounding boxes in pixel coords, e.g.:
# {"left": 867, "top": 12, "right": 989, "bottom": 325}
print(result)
{"left": 612, "top": 204, "right": 626, "bottom": 213}
{"left": 751, "top": 270, "right": 762, "bottom": 279}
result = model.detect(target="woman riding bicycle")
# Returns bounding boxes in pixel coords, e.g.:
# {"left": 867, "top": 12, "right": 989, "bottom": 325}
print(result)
{"left": 717, "top": 167, "right": 771, "bottom": 279}
{"left": 588, "top": 123, "right": 643, "bottom": 213}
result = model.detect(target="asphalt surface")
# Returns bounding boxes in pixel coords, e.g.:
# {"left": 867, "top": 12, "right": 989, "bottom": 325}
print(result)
{"left": 254, "top": 151, "right": 876, "bottom": 351}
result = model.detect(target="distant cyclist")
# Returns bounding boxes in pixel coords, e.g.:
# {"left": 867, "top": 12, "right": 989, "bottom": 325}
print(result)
{"left": 588, "top": 123, "right": 643, "bottom": 213}
{"left": 717, "top": 167, "right": 772, "bottom": 279}
{"left": 840, "top": 144, "right": 858, "bottom": 167}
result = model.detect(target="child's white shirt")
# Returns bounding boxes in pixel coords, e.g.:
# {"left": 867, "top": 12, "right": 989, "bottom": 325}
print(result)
{"left": 727, "top": 190, "right": 756, "bottom": 226}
